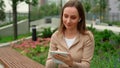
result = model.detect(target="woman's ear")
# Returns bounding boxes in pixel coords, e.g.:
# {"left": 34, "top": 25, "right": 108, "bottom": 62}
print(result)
{"left": 79, "top": 18, "right": 81, "bottom": 22}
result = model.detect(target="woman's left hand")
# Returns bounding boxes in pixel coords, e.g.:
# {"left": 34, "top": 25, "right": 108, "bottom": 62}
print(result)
{"left": 53, "top": 54, "right": 73, "bottom": 67}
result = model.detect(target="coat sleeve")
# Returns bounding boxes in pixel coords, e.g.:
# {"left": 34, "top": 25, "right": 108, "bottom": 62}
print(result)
{"left": 72, "top": 31, "right": 95, "bottom": 68}
{"left": 45, "top": 32, "right": 58, "bottom": 68}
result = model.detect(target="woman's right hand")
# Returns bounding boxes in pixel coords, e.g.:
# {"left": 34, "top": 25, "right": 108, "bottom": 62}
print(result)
{"left": 53, "top": 54, "right": 73, "bottom": 67}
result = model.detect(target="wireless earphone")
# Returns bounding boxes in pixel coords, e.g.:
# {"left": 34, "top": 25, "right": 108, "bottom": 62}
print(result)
{"left": 79, "top": 18, "right": 81, "bottom": 22}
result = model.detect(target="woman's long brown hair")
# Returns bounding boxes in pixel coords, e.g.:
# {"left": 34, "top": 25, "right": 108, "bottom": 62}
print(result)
{"left": 58, "top": 0, "right": 87, "bottom": 35}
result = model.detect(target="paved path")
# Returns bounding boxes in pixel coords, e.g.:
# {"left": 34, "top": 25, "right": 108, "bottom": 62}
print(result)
{"left": 31, "top": 18, "right": 120, "bottom": 34}
{"left": 30, "top": 18, "right": 60, "bottom": 32}
{"left": 86, "top": 23, "right": 120, "bottom": 34}
{"left": 0, "top": 18, "right": 120, "bottom": 47}
{"left": 93, "top": 25, "right": 120, "bottom": 34}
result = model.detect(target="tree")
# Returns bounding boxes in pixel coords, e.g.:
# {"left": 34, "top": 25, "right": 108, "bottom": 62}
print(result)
{"left": 100, "top": 0, "right": 107, "bottom": 12}
{"left": 25, "top": 0, "right": 38, "bottom": 6}
{"left": 10, "top": 0, "right": 38, "bottom": 40}
{"left": 38, "top": 3, "right": 60, "bottom": 18}
{"left": 100, "top": 0, "right": 108, "bottom": 20}
{"left": 83, "top": 1, "right": 91, "bottom": 13}
{"left": 11, "top": 0, "right": 25, "bottom": 40}
{"left": 25, "top": 0, "right": 38, "bottom": 32}
{"left": 0, "top": 10, "right": 5, "bottom": 21}
{"left": 0, "top": 0, "right": 5, "bottom": 21}
{"left": 0, "top": 0, "right": 5, "bottom": 10}
{"left": 90, "top": 0, "right": 108, "bottom": 21}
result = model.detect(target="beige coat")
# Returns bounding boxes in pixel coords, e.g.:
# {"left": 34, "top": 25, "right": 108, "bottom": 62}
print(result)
{"left": 45, "top": 31, "right": 94, "bottom": 68}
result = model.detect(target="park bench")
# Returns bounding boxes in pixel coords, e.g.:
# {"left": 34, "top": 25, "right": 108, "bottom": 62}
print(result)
{"left": 0, "top": 46, "right": 45, "bottom": 68}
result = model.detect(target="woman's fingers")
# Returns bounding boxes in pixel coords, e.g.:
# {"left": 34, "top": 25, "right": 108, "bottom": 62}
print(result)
{"left": 53, "top": 54, "right": 73, "bottom": 66}
{"left": 53, "top": 54, "right": 69, "bottom": 63}
{"left": 53, "top": 54, "right": 65, "bottom": 60}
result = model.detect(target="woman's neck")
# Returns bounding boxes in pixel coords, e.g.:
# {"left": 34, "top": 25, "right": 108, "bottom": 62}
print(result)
{"left": 64, "top": 29, "right": 78, "bottom": 39}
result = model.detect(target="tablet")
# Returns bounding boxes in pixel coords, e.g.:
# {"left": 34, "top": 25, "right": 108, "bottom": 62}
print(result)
{"left": 50, "top": 51, "right": 68, "bottom": 64}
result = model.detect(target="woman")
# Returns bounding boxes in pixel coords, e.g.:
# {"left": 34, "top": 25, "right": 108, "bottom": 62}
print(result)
{"left": 45, "top": 0, "right": 94, "bottom": 68}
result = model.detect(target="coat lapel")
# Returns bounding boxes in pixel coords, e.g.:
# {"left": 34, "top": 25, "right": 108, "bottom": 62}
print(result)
{"left": 69, "top": 33, "right": 81, "bottom": 49}
{"left": 57, "top": 32, "right": 69, "bottom": 50}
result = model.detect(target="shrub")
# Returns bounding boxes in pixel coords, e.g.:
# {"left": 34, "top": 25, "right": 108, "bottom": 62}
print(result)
{"left": 91, "top": 53, "right": 120, "bottom": 68}
{"left": 100, "top": 29, "right": 114, "bottom": 41}
{"left": 26, "top": 45, "right": 49, "bottom": 65}
{"left": 40, "top": 27, "right": 57, "bottom": 38}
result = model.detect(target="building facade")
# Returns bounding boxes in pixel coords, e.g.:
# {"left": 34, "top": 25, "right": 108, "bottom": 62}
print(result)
{"left": 108, "top": 0, "right": 120, "bottom": 21}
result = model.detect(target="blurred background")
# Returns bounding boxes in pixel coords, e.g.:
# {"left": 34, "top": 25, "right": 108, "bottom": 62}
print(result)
{"left": 0, "top": 0, "right": 120, "bottom": 68}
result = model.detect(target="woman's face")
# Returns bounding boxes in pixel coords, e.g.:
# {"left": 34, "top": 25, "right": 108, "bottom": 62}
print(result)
{"left": 62, "top": 7, "right": 80, "bottom": 30}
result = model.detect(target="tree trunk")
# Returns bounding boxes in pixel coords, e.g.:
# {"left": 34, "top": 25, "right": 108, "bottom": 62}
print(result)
{"left": 60, "top": 0, "right": 62, "bottom": 10}
{"left": 12, "top": 1, "right": 18, "bottom": 40}
{"left": 28, "top": 3, "right": 30, "bottom": 32}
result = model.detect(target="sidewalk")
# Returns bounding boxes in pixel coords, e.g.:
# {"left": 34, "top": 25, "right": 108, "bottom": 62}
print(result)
{"left": 32, "top": 18, "right": 120, "bottom": 34}
{"left": 86, "top": 20, "right": 120, "bottom": 34}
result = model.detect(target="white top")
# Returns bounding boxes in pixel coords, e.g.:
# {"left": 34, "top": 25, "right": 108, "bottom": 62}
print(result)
{"left": 64, "top": 37, "right": 76, "bottom": 48}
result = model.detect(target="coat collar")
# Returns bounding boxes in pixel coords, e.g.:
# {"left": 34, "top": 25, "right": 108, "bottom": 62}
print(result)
{"left": 57, "top": 32, "right": 81, "bottom": 50}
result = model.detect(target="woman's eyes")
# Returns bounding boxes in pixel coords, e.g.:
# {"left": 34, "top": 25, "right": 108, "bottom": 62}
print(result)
{"left": 64, "top": 15, "right": 68, "bottom": 18}
{"left": 71, "top": 16, "right": 76, "bottom": 19}
{"left": 64, "top": 15, "right": 76, "bottom": 19}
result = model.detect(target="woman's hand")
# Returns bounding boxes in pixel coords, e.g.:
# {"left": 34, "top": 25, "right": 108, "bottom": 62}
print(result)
{"left": 53, "top": 54, "right": 73, "bottom": 67}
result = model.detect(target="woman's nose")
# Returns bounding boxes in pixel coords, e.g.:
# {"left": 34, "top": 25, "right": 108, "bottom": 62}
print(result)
{"left": 66, "top": 18, "right": 71, "bottom": 23}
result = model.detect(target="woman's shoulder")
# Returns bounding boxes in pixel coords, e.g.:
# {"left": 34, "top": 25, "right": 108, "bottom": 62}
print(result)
{"left": 51, "top": 30, "right": 62, "bottom": 38}
{"left": 84, "top": 30, "right": 94, "bottom": 40}
{"left": 86, "top": 30, "right": 93, "bottom": 36}
{"left": 51, "top": 30, "right": 59, "bottom": 37}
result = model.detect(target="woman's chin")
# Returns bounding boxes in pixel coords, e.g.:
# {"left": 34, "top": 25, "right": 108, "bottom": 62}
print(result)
{"left": 66, "top": 27, "right": 72, "bottom": 30}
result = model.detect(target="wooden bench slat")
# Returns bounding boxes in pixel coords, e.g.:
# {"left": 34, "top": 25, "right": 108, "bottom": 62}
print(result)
{"left": 0, "top": 46, "right": 45, "bottom": 68}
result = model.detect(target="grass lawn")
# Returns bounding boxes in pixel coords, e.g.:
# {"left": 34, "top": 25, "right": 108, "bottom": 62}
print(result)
{"left": 0, "top": 33, "right": 31, "bottom": 43}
